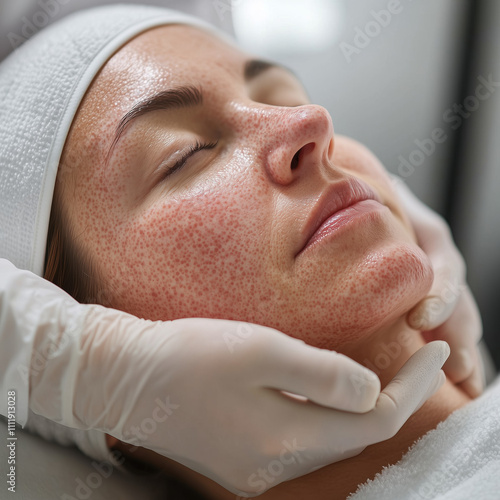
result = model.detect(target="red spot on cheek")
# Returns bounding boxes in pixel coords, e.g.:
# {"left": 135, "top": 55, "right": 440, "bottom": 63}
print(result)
{"left": 96, "top": 186, "right": 268, "bottom": 322}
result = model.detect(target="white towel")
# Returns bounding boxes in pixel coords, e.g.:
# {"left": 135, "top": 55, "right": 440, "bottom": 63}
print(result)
{"left": 349, "top": 376, "right": 500, "bottom": 500}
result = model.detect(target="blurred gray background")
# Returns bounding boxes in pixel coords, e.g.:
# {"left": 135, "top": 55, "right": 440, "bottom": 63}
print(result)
{"left": 1, "top": 0, "right": 498, "bottom": 369}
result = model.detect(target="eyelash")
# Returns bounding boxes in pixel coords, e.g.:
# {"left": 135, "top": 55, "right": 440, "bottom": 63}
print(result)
{"left": 163, "top": 140, "right": 219, "bottom": 178}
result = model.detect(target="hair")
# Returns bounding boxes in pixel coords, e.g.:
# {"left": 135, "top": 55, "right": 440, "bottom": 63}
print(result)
{"left": 43, "top": 179, "right": 103, "bottom": 305}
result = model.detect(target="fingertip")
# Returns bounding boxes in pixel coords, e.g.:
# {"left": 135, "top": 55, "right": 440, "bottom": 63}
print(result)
{"left": 367, "top": 369, "right": 381, "bottom": 390}
{"left": 407, "top": 342, "right": 450, "bottom": 384}
{"left": 438, "top": 341, "right": 451, "bottom": 364}
{"left": 441, "top": 340, "right": 451, "bottom": 359}
{"left": 458, "top": 347, "right": 474, "bottom": 374}
{"left": 407, "top": 297, "right": 453, "bottom": 331}
{"left": 360, "top": 372, "right": 381, "bottom": 412}
{"left": 346, "top": 369, "right": 380, "bottom": 413}
{"left": 407, "top": 305, "right": 425, "bottom": 330}
{"left": 458, "top": 363, "right": 485, "bottom": 399}
{"left": 444, "top": 348, "right": 474, "bottom": 383}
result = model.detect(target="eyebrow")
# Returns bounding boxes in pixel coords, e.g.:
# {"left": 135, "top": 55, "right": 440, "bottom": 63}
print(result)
{"left": 244, "top": 59, "right": 297, "bottom": 81}
{"left": 106, "top": 59, "right": 298, "bottom": 162}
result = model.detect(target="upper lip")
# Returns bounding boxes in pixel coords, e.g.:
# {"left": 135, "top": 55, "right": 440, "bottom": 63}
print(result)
{"left": 297, "top": 177, "right": 382, "bottom": 255}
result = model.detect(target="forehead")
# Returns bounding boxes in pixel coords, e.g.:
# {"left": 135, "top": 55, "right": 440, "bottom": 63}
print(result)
{"left": 66, "top": 24, "right": 246, "bottom": 165}
{"left": 92, "top": 24, "right": 244, "bottom": 114}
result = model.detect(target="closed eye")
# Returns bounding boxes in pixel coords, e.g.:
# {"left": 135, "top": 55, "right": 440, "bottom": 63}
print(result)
{"left": 160, "top": 140, "right": 219, "bottom": 179}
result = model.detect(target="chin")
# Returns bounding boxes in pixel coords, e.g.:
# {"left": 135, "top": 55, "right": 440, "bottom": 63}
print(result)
{"left": 267, "top": 239, "right": 433, "bottom": 352}
{"left": 342, "top": 241, "right": 434, "bottom": 338}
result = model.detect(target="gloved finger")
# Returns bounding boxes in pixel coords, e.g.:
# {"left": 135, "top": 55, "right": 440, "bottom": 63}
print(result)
{"left": 252, "top": 343, "right": 447, "bottom": 470}
{"left": 254, "top": 333, "right": 381, "bottom": 413}
{"left": 353, "top": 341, "right": 449, "bottom": 447}
{"left": 294, "top": 342, "right": 448, "bottom": 456}
{"left": 407, "top": 265, "right": 464, "bottom": 331}
{"left": 421, "top": 288, "right": 482, "bottom": 385}
{"left": 457, "top": 345, "right": 485, "bottom": 398}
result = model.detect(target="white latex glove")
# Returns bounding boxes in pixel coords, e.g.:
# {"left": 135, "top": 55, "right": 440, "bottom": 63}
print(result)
{"left": 391, "top": 176, "right": 484, "bottom": 398}
{"left": 0, "top": 259, "right": 448, "bottom": 496}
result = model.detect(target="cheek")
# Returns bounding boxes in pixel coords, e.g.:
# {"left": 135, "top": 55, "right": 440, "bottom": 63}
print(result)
{"left": 333, "top": 137, "right": 393, "bottom": 190}
{"left": 100, "top": 176, "right": 275, "bottom": 321}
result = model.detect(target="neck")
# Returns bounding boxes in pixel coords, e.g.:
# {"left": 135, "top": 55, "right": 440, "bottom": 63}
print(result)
{"left": 131, "top": 317, "right": 472, "bottom": 499}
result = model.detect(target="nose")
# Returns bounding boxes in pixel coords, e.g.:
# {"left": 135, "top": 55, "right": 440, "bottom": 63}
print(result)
{"left": 237, "top": 104, "right": 335, "bottom": 186}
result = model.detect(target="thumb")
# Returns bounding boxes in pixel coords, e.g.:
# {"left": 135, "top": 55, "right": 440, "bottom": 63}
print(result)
{"left": 255, "top": 331, "right": 381, "bottom": 413}
{"left": 407, "top": 266, "right": 464, "bottom": 331}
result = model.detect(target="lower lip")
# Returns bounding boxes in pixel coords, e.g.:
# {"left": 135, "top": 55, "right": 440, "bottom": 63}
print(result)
{"left": 299, "top": 199, "right": 387, "bottom": 255}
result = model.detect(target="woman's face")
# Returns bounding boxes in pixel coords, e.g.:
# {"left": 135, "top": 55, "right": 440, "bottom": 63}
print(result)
{"left": 60, "top": 24, "right": 433, "bottom": 350}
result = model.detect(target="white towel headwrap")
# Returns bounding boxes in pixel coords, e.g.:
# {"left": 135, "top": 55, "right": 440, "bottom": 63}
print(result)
{"left": 0, "top": 4, "right": 227, "bottom": 277}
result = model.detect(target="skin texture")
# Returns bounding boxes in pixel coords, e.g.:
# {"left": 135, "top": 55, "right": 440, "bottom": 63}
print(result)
{"left": 61, "top": 24, "right": 430, "bottom": 351}
{"left": 59, "top": 25, "right": 471, "bottom": 499}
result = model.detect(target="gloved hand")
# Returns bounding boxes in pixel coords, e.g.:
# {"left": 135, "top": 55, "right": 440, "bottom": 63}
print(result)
{"left": 0, "top": 259, "right": 448, "bottom": 496}
{"left": 392, "top": 176, "right": 484, "bottom": 397}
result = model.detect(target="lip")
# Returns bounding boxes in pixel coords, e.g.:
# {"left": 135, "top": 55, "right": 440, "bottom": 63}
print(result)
{"left": 296, "top": 178, "right": 384, "bottom": 256}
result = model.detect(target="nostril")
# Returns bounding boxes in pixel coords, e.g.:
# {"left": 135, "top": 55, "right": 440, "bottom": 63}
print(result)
{"left": 291, "top": 143, "right": 315, "bottom": 170}
{"left": 291, "top": 149, "right": 301, "bottom": 170}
